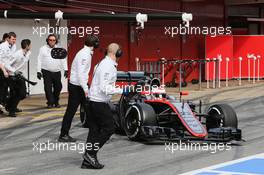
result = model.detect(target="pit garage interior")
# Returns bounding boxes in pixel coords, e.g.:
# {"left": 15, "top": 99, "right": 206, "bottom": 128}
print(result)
{"left": 0, "top": 0, "right": 264, "bottom": 175}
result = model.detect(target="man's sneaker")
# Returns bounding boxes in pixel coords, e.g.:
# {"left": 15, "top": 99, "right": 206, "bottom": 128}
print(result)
{"left": 83, "top": 152, "right": 104, "bottom": 169}
{"left": 54, "top": 103, "right": 61, "bottom": 108}
{"left": 58, "top": 135, "right": 77, "bottom": 142}
{"left": 81, "top": 160, "right": 94, "bottom": 169}
{"left": 5, "top": 106, "right": 10, "bottom": 112}
{"left": 47, "top": 104, "right": 53, "bottom": 109}
{"left": 8, "top": 112, "right": 16, "bottom": 117}
{"left": 15, "top": 108, "right": 22, "bottom": 113}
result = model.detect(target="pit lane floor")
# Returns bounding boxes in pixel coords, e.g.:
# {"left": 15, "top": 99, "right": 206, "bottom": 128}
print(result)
{"left": 0, "top": 81, "right": 264, "bottom": 175}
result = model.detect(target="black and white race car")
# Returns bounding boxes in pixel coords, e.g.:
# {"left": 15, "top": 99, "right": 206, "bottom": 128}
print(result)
{"left": 80, "top": 71, "right": 242, "bottom": 142}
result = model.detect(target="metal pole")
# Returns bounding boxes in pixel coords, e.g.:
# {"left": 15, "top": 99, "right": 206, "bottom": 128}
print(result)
{"left": 239, "top": 57, "right": 242, "bottom": 86}
{"left": 199, "top": 60, "right": 202, "bottom": 90}
{"left": 206, "top": 58, "right": 210, "bottom": 88}
{"left": 157, "top": 62, "right": 161, "bottom": 80}
{"left": 161, "top": 58, "right": 166, "bottom": 86}
{"left": 150, "top": 62, "right": 153, "bottom": 77}
{"left": 253, "top": 56, "right": 256, "bottom": 84}
{"left": 135, "top": 57, "right": 139, "bottom": 71}
{"left": 257, "top": 55, "right": 261, "bottom": 81}
{"left": 213, "top": 58, "right": 216, "bottom": 89}
{"left": 146, "top": 62, "right": 148, "bottom": 74}
{"left": 179, "top": 62, "right": 182, "bottom": 92}
{"left": 0, "top": 10, "right": 184, "bottom": 20}
{"left": 248, "top": 58, "right": 251, "bottom": 82}
{"left": 218, "top": 55, "right": 222, "bottom": 88}
{"left": 27, "top": 60, "right": 30, "bottom": 95}
{"left": 226, "top": 57, "right": 229, "bottom": 87}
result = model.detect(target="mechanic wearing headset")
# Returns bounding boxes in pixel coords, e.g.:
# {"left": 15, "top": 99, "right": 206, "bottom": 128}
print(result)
{"left": 37, "top": 34, "right": 68, "bottom": 108}
{"left": 81, "top": 43, "right": 127, "bottom": 169}
{"left": 58, "top": 35, "right": 99, "bottom": 143}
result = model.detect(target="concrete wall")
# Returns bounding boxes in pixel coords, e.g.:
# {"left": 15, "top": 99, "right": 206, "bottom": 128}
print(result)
{"left": 0, "top": 19, "right": 68, "bottom": 95}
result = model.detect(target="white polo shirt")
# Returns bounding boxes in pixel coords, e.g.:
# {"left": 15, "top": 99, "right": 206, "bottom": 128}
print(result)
{"left": 70, "top": 46, "right": 93, "bottom": 94}
{"left": 37, "top": 45, "right": 67, "bottom": 73}
{"left": 0, "top": 40, "right": 16, "bottom": 64}
{"left": 4, "top": 49, "right": 31, "bottom": 76}
{"left": 89, "top": 56, "right": 123, "bottom": 102}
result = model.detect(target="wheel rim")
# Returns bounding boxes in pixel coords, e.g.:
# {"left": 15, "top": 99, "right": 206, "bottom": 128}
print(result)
{"left": 207, "top": 107, "right": 224, "bottom": 128}
{"left": 125, "top": 106, "right": 141, "bottom": 138}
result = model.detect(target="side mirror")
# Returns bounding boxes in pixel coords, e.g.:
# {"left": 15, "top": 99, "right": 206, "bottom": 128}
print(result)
{"left": 180, "top": 91, "right": 189, "bottom": 102}
{"left": 180, "top": 91, "right": 189, "bottom": 96}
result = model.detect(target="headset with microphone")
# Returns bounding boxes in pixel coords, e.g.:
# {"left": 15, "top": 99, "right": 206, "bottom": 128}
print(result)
{"left": 115, "top": 48, "right": 123, "bottom": 58}
{"left": 105, "top": 46, "right": 123, "bottom": 58}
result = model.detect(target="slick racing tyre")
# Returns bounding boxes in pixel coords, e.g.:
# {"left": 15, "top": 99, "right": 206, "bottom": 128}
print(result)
{"left": 206, "top": 104, "right": 238, "bottom": 130}
{"left": 124, "top": 103, "right": 157, "bottom": 141}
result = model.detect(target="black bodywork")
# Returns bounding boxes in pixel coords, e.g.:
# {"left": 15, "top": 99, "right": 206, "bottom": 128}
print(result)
{"left": 80, "top": 71, "right": 242, "bottom": 142}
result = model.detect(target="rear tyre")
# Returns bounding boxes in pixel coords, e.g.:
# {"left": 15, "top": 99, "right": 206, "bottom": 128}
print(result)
{"left": 206, "top": 104, "right": 238, "bottom": 129}
{"left": 124, "top": 103, "right": 157, "bottom": 141}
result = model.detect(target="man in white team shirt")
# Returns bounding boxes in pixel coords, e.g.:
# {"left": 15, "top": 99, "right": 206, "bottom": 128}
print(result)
{"left": 0, "top": 32, "right": 17, "bottom": 75}
{"left": 37, "top": 34, "right": 68, "bottom": 108}
{"left": 58, "top": 35, "right": 99, "bottom": 143}
{"left": 0, "top": 32, "right": 16, "bottom": 57}
{"left": 0, "top": 32, "right": 17, "bottom": 114}
{"left": 81, "top": 43, "right": 128, "bottom": 169}
{"left": 4, "top": 39, "right": 31, "bottom": 117}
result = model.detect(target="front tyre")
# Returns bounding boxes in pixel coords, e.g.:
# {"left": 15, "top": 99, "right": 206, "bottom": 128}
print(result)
{"left": 206, "top": 104, "right": 238, "bottom": 130}
{"left": 124, "top": 103, "right": 157, "bottom": 141}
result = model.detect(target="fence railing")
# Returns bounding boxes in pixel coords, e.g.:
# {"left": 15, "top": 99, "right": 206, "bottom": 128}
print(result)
{"left": 135, "top": 54, "right": 263, "bottom": 90}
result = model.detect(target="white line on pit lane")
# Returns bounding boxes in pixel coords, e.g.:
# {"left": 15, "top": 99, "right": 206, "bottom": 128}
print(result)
{"left": 0, "top": 167, "right": 16, "bottom": 173}
{"left": 180, "top": 153, "right": 264, "bottom": 175}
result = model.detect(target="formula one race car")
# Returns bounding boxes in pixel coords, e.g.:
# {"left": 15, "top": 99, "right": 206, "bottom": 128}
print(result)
{"left": 80, "top": 71, "right": 242, "bottom": 142}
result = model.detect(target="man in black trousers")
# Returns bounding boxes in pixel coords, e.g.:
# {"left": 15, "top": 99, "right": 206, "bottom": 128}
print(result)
{"left": 81, "top": 43, "right": 126, "bottom": 169}
{"left": 4, "top": 39, "right": 31, "bottom": 117}
{"left": 58, "top": 35, "right": 99, "bottom": 142}
{"left": 0, "top": 32, "right": 17, "bottom": 114}
{"left": 37, "top": 34, "right": 68, "bottom": 108}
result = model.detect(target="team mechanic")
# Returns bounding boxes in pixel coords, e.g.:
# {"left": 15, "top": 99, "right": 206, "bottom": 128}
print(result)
{"left": 4, "top": 39, "right": 31, "bottom": 117}
{"left": 37, "top": 34, "right": 68, "bottom": 108}
{"left": 58, "top": 35, "right": 99, "bottom": 142}
{"left": 0, "top": 32, "right": 17, "bottom": 114}
{"left": 81, "top": 43, "right": 129, "bottom": 169}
